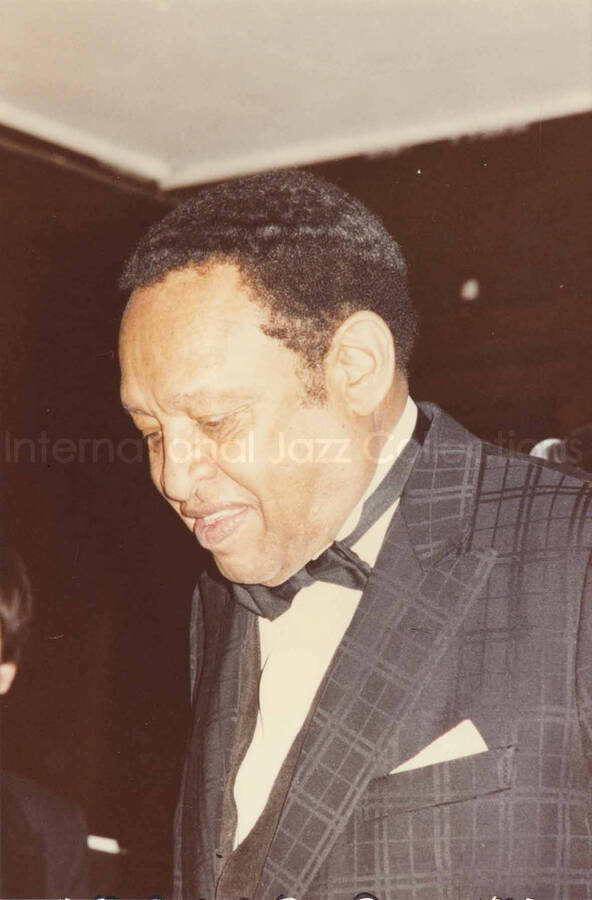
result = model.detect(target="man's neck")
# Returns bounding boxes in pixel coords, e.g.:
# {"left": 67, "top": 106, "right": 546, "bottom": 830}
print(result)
{"left": 334, "top": 394, "right": 416, "bottom": 543}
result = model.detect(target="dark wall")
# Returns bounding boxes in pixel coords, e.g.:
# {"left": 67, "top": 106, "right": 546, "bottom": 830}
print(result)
{"left": 1, "top": 112, "right": 591, "bottom": 897}
{"left": 308, "top": 113, "right": 592, "bottom": 445}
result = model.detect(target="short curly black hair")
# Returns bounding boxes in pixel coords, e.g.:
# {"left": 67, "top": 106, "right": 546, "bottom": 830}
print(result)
{"left": 121, "top": 170, "right": 417, "bottom": 393}
{"left": 0, "top": 548, "right": 33, "bottom": 665}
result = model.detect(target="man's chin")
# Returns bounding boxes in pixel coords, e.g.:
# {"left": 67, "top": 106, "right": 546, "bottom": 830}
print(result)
{"left": 212, "top": 553, "right": 282, "bottom": 587}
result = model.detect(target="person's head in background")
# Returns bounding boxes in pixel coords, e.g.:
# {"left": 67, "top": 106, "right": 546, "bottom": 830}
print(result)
{"left": 0, "top": 548, "right": 34, "bottom": 695}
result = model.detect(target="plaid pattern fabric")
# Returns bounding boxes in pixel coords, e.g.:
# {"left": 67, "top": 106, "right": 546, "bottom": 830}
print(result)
{"left": 173, "top": 403, "right": 592, "bottom": 899}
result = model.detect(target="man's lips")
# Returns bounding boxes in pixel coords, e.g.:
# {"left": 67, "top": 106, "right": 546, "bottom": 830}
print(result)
{"left": 189, "top": 503, "right": 251, "bottom": 549}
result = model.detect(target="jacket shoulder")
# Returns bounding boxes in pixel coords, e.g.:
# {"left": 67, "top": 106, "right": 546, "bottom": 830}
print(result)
{"left": 2, "top": 771, "right": 86, "bottom": 833}
{"left": 480, "top": 438, "right": 592, "bottom": 491}
{"left": 472, "top": 440, "right": 592, "bottom": 552}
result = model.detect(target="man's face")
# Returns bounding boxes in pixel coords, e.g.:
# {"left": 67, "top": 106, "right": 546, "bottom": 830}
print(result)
{"left": 119, "top": 263, "right": 373, "bottom": 585}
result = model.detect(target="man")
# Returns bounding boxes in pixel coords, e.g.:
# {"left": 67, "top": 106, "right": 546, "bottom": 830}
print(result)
{"left": 119, "top": 170, "right": 592, "bottom": 899}
{"left": 0, "top": 547, "right": 89, "bottom": 898}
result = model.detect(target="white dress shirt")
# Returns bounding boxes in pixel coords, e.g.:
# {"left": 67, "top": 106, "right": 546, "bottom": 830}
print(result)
{"left": 232, "top": 398, "right": 418, "bottom": 848}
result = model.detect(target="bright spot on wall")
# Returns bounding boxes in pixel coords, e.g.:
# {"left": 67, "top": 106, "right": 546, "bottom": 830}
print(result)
{"left": 460, "top": 278, "right": 480, "bottom": 301}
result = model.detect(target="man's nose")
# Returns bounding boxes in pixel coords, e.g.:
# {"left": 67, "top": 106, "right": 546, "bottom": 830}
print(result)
{"left": 160, "top": 433, "right": 217, "bottom": 501}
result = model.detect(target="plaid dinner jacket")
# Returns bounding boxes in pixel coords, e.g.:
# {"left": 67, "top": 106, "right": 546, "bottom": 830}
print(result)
{"left": 173, "top": 403, "right": 592, "bottom": 900}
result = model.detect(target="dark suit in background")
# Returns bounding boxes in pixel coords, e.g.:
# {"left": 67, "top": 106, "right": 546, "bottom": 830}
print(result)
{"left": 174, "top": 403, "right": 592, "bottom": 899}
{"left": 1, "top": 771, "right": 88, "bottom": 899}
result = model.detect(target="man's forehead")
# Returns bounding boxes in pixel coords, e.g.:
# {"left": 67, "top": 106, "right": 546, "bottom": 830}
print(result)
{"left": 120, "top": 340, "right": 265, "bottom": 405}
{"left": 124, "top": 261, "right": 261, "bottom": 322}
{"left": 120, "top": 263, "right": 272, "bottom": 372}
{"left": 119, "top": 263, "right": 290, "bottom": 413}
{"left": 124, "top": 262, "right": 267, "bottom": 343}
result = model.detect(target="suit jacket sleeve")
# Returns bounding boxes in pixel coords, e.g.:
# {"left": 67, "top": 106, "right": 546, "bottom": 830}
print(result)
{"left": 576, "top": 548, "right": 592, "bottom": 776}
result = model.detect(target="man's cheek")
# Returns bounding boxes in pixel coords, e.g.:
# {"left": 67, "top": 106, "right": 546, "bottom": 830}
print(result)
{"left": 218, "top": 430, "right": 257, "bottom": 468}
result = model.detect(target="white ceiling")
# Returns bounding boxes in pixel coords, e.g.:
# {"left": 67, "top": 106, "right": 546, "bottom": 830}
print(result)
{"left": 0, "top": 0, "right": 590, "bottom": 189}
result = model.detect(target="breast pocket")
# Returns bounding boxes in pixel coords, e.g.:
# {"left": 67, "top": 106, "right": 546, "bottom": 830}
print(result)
{"left": 360, "top": 746, "right": 516, "bottom": 822}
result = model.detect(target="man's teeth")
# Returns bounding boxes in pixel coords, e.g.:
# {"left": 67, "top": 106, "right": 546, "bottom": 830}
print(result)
{"left": 202, "top": 509, "right": 240, "bottom": 524}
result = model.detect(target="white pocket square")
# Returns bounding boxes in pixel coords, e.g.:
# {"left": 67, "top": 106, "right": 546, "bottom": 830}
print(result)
{"left": 390, "top": 719, "right": 488, "bottom": 774}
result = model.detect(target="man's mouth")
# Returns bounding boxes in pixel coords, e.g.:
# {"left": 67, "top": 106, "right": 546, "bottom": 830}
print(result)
{"left": 192, "top": 504, "right": 251, "bottom": 549}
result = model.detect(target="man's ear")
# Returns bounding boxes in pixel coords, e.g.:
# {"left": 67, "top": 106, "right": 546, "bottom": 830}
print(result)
{"left": 327, "top": 311, "right": 395, "bottom": 415}
{"left": 0, "top": 661, "right": 17, "bottom": 695}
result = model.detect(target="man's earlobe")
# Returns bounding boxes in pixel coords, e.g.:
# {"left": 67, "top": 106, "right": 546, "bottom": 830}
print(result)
{"left": 330, "top": 312, "right": 395, "bottom": 415}
{"left": 0, "top": 661, "right": 17, "bottom": 695}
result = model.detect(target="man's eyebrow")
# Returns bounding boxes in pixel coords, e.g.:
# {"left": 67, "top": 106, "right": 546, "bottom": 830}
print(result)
{"left": 122, "top": 390, "right": 259, "bottom": 416}
{"left": 121, "top": 403, "right": 152, "bottom": 417}
{"left": 169, "top": 390, "right": 258, "bottom": 407}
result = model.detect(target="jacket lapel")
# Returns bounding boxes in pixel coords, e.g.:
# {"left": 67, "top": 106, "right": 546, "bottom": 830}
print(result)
{"left": 179, "top": 566, "right": 253, "bottom": 897}
{"left": 257, "top": 403, "right": 498, "bottom": 898}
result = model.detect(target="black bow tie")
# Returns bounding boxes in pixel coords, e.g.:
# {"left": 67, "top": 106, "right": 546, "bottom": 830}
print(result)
{"left": 233, "top": 541, "right": 371, "bottom": 619}
{"left": 231, "top": 409, "right": 429, "bottom": 620}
